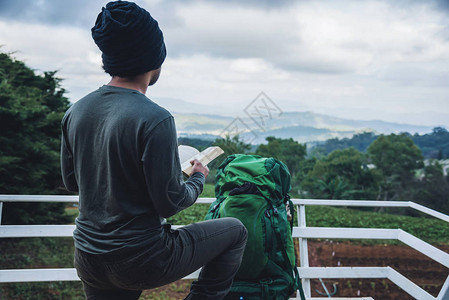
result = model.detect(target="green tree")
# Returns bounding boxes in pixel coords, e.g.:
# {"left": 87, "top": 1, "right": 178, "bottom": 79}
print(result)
{"left": 213, "top": 135, "right": 251, "bottom": 159}
{"left": 367, "top": 134, "right": 424, "bottom": 202}
{"left": 414, "top": 161, "right": 449, "bottom": 214}
{"left": 411, "top": 127, "right": 449, "bottom": 159}
{"left": 0, "top": 51, "right": 71, "bottom": 224}
{"left": 301, "top": 148, "right": 378, "bottom": 200}
{"left": 255, "top": 136, "right": 306, "bottom": 176}
{"left": 291, "top": 157, "right": 317, "bottom": 197}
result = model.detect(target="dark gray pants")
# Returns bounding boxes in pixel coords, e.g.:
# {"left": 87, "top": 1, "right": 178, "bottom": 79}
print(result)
{"left": 74, "top": 218, "right": 248, "bottom": 300}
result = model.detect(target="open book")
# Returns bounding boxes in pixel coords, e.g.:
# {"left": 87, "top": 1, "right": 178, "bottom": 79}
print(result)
{"left": 178, "top": 145, "right": 224, "bottom": 177}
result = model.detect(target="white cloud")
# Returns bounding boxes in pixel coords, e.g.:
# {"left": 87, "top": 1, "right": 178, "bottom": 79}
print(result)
{"left": 163, "top": 0, "right": 449, "bottom": 77}
{"left": 0, "top": 0, "right": 448, "bottom": 127}
{"left": 229, "top": 58, "right": 269, "bottom": 73}
{"left": 0, "top": 19, "right": 109, "bottom": 100}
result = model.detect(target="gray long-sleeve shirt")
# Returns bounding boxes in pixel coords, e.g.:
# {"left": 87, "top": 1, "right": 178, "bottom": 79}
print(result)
{"left": 61, "top": 85, "right": 205, "bottom": 254}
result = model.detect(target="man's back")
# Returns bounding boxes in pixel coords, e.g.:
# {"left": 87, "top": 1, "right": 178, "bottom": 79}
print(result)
{"left": 62, "top": 85, "right": 171, "bottom": 254}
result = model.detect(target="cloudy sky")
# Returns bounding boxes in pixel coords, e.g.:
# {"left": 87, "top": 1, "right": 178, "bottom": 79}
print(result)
{"left": 0, "top": 0, "right": 448, "bottom": 127}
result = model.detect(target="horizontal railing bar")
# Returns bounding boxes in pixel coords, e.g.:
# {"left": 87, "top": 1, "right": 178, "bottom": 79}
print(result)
{"left": 0, "top": 195, "right": 420, "bottom": 208}
{"left": 0, "top": 195, "right": 79, "bottom": 202}
{"left": 0, "top": 195, "right": 446, "bottom": 223}
{"left": 298, "top": 266, "right": 389, "bottom": 278}
{"left": 0, "top": 225, "right": 75, "bottom": 238}
{"left": 0, "top": 268, "right": 201, "bottom": 283}
{"left": 293, "top": 227, "right": 399, "bottom": 240}
{"left": 0, "top": 196, "right": 411, "bottom": 206}
{"left": 1, "top": 226, "right": 401, "bottom": 240}
{"left": 0, "top": 268, "right": 79, "bottom": 283}
{"left": 293, "top": 199, "right": 448, "bottom": 223}
{"left": 0, "top": 196, "right": 215, "bottom": 204}
{"left": 193, "top": 198, "right": 215, "bottom": 204}
{"left": 292, "top": 199, "right": 411, "bottom": 207}
{"left": 183, "top": 268, "right": 201, "bottom": 280}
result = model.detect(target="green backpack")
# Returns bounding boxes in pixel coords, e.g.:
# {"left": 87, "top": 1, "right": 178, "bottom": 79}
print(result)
{"left": 205, "top": 154, "right": 305, "bottom": 300}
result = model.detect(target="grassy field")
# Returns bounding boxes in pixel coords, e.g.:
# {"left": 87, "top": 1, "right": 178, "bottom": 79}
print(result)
{"left": 1, "top": 183, "right": 448, "bottom": 299}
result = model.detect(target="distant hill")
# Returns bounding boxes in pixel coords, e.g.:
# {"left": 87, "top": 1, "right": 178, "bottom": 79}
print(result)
{"left": 280, "top": 111, "right": 432, "bottom": 133}
{"left": 173, "top": 110, "right": 434, "bottom": 144}
{"left": 310, "top": 127, "right": 449, "bottom": 159}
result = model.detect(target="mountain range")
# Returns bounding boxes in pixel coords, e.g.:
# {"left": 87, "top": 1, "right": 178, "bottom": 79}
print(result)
{"left": 153, "top": 97, "right": 435, "bottom": 144}
{"left": 172, "top": 111, "right": 434, "bottom": 144}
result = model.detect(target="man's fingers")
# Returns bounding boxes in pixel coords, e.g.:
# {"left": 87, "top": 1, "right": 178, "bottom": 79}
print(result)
{"left": 190, "top": 159, "right": 200, "bottom": 165}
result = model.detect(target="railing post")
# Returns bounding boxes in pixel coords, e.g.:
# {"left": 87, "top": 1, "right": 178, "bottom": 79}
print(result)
{"left": 297, "top": 204, "right": 311, "bottom": 297}
{"left": 0, "top": 201, "right": 3, "bottom": 225}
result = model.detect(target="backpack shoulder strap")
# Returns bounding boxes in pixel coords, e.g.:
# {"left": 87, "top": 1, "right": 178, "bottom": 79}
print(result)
{"left": 270, "top": 204, "right": 306, "bottom": 300}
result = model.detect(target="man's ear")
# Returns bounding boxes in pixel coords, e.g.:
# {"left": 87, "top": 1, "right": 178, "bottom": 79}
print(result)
{"left": 148, "top": 68, "right": 162, "bottom": 86}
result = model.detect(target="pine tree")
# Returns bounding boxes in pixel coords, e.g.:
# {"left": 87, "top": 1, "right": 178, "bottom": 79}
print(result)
{"left": 0, "top": 51, "right": 72, "bottom": 224}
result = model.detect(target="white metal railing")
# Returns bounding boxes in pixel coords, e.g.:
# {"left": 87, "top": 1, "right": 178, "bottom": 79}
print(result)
{"left": 0, "top": 195, "right": 448, "bottom": 300}
{"left": 293, "top": 199, "right": 449, "bottom": 300}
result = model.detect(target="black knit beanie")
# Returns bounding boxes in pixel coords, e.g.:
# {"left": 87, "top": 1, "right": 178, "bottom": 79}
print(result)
{"left": 91, "top": 1, "right": 166, "bottom": 77}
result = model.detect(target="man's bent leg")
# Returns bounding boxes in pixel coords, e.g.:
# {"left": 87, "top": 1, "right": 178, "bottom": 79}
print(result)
{"left": 163, "top": 217, "right": 247, "bottom": 300}
{"left": 75, "top": 218, "right": 247, "bottom": 299}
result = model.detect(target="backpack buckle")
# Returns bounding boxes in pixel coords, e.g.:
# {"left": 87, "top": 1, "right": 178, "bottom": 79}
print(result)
{"left": 264, "top": 210, "right": 271, "bottom": 218}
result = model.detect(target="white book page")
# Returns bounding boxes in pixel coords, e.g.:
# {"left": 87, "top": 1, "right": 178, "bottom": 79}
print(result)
{"left": 178, "top": 145, "right": 200, "bottom": 165}
{"left": 178, "top": 145, "right": 224, "bottom": 176}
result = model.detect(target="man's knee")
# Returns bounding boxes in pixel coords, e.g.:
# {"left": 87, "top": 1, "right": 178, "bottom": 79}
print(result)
{"left": 223, "top": 217, "right": 248, "bottom": 244}
{"left": 236, "top": 218, "right": 248, "bottom": 241}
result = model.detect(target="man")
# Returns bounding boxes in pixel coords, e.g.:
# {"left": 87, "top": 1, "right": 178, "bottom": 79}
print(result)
{"left": 60, "top": 2, "right": 247, "bottom": 299}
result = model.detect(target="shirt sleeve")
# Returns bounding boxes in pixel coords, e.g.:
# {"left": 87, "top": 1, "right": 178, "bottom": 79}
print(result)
{"left": 60, "top": 121, "right": 79, "bottom": 193}
{"left": 142, "top": 116, "right": 205, "bottom": 218}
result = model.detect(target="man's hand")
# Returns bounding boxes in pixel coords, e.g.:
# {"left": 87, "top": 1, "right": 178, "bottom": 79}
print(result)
{"left": 190, "top": 159, "right": 209, "bottom": 178}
